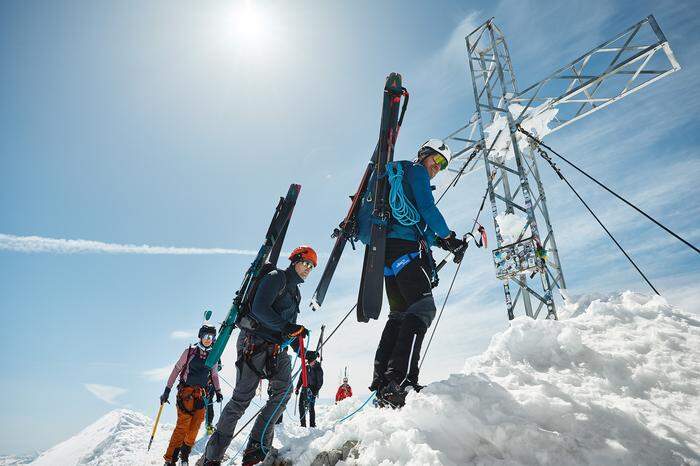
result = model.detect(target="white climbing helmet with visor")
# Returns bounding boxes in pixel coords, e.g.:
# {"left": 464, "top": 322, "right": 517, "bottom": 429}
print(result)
{"left": 417, "top": 138, "right": 452, "bottom": 170}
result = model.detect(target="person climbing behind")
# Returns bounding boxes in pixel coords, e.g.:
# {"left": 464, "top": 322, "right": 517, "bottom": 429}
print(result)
{"left": 370, "top": 139, "right": 468, "bottom": 408}
{"left": 335, "top": 377, "right": 353, "bottom": 403}
{"left": 161, "top": 323, "right": 223, "bottom": 466}
{"left": 200, "top": 246, "right": 317, "bottom": 466}
{"left": 294, "top": 350, "right": 323, "bottom": 427}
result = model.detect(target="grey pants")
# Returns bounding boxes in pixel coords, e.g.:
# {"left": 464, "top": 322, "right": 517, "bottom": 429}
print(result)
{"left": 204, "top": 332, "right": 292, "bottom": 461}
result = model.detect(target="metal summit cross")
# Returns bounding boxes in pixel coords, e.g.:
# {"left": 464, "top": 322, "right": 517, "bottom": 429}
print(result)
{"left": 444, "top": 15, "right": 680, "bottom": 320}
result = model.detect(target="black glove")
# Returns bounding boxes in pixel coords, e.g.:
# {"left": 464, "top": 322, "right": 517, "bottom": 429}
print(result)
{"left": 283, "top": 323, "right": 308, "bottom": 339}
{"left": 160, "top": 387, "right": 171, "bottom": 405}
{"left": 215, "top": 391, "right": 223, "bottom": 403}
{"left": 436, "top": 231, "right": 468, "bottom": 263}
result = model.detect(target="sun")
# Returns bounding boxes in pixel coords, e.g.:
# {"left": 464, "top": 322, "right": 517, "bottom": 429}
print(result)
{"left": 233, "top": 2, "right": 266, "bottom": 43}
{"left": 216, "top": 0, "right": 270, "bottom": 56}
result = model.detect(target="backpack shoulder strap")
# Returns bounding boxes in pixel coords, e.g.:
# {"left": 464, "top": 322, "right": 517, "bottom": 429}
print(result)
{"left": 275, "top": 269, "right": 287, "bottom": 298}
{"left": 180, "top": 345, "right": 198, "bottom": 384}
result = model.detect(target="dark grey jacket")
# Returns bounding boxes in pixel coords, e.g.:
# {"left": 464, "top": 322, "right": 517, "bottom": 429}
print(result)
{"left": 249, "top": 265, "right": 303, "bottom": 343}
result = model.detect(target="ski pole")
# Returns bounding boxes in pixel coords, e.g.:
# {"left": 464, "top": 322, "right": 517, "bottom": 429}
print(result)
{"left": 147, "top": 402, "right": 166, "bottom": 451}
{"left": 299, "top": 335, "right": 308, "bottom": 388}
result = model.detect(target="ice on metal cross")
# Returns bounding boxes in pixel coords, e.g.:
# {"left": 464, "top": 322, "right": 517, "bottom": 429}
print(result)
{"left": 444, "top": 15, "right": 680, "bottom": 320}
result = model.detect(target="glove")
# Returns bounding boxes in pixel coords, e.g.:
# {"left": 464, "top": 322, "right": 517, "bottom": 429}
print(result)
{"left": 215, "top": 391, "right": 223, "bottom": 403}
{"left": 283, "top": 323, "right": 308, "bottom": 339}
{"left": 436, "top": 231, "right": 468, "bottom": 263}
{"left": 159, "top": 387, "right": 171, "bottom": 405}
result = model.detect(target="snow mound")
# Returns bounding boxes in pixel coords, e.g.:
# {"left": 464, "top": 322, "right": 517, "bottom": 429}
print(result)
{"left": 278, "top": 291, "right": 700, "bottom": 466}
{"left": 30, "top": 409, "right": 174, "bottom": 466}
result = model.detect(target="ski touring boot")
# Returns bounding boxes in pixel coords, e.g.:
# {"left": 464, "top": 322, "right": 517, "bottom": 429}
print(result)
{"left": 241, "top": 440, "right": 266, "bottom": 466}
{"left": 195, "top": 458, "right": 220, "bottom": 466}
{"left": 179, "top": 444, "right": 192, "bottom": 466}
{"left": 378, "top": 381, "right": 407, "bottom": 408}
{"left": 164, "top": 447, "right": 180, "bottom": 466}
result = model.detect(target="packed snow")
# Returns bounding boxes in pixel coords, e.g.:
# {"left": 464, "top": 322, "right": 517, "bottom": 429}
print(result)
{"left": 25, "top": 291, "right": 699, "bottom": 465}
{"left": 483, "top": 103, "right": 558, "bottom": 165}
{"left": 495, "top": 212, "right": 531, "bottom": 244}
{"left": 446, "top": 102, "right": 558, "bottom": 178}
{"left": 278, "top": 291, "right": 699, "bottom": 465}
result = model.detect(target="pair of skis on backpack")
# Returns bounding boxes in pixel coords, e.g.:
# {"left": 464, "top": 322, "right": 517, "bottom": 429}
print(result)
{"left": 312, "top": 72, "right": 409, "bottom": 322}
{"left": 205, "top": 73, "right": 408, "bottom": 367}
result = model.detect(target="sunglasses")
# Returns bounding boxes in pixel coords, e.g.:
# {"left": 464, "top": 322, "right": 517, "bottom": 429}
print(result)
{"left": 433, "top": 154, "right": 449, "bottom": 171}
{"left": 299, "top": 260, "right": 315, "bottom": 270}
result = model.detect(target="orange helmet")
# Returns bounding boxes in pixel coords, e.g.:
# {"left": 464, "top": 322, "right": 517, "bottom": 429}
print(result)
{"left": 289, "top": 245, "right": 318, "bottom": 267}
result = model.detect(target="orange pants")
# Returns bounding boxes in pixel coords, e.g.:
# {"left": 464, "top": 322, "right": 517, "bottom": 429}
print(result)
{"left": 164, "top": 386, "right": 206, "bottom": 462}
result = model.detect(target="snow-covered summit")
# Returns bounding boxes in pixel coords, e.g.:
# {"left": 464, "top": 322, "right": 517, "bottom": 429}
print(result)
{"left": 278, "top": 291, "right": 700, "bottom": 465}
{"left": 30, "top": 409, "right": 173, "bottom": 466}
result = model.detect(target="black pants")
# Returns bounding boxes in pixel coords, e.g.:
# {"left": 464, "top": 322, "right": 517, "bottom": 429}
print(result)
{"left": 372, "top": 239, "right": 436, "bottom": 390}
{"left": 298, "top": 388, "right": 316, "bottom": 427}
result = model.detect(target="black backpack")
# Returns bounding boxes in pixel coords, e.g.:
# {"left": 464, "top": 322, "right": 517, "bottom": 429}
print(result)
{"left": 235, "top": 264, "right": 287, "bottom": 327}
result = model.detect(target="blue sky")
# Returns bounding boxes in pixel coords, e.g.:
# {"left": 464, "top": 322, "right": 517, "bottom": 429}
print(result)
{"left": 1, "top": 0, "right": 698, "bottom": 455}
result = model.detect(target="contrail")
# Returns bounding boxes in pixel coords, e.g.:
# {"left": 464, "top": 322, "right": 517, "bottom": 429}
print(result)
{"left": 0, "top": 233, "right": 257, "bottom": 255}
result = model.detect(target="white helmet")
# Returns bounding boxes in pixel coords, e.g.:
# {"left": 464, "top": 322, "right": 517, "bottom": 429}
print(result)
{"left": 418, "top": 139, "right": 452, "bottom": 165}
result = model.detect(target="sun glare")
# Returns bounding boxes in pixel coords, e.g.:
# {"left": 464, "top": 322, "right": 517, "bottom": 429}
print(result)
{"left": 216, "top": 1, "right": 271, "bottom": 57}
{"left": 234, "top": 2, "right": 266, "bottom": 43}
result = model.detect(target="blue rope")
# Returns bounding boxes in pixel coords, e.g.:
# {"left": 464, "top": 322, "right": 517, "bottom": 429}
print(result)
{"left": 224, "top": 336, "right": 303, "bottom": 465}
{"left": 336, "top": 391, "right": 376, "bottom": 424}
{"left": 259, "top": 333, "right": 308, "bottom": 456}
{"left": 387, "top": 163, "right": 420, "bottom": 227}
{"left": 228, "top": 438, "right": 247, "bottom": 465}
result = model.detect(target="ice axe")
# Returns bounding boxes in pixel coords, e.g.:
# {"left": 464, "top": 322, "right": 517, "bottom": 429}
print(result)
{"left": 147, "top": 402, "right": 166, "bottom": 451}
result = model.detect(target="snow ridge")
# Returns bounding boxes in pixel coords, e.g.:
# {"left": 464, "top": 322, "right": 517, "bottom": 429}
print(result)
{"left": 278, "top": 291, "right": 700, "bottom": 465}
{"left": 30, "top": 409, "right": 173, "bottom": 466}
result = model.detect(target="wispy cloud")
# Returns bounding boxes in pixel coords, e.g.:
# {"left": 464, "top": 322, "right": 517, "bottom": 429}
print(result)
{"left": 420, "top": 12, "right": 480, "bottom": 93}
{"left": 0, "top": 233, "right": 257, "bottom": 255}
{"left": 142, "top": 366, "right": 171, "bottom": 382}
{"left": 84, "top": 383, "right": 127, "bottom": 404}
{"left": 170, "top": 330, "right": 194, "bottom": 340}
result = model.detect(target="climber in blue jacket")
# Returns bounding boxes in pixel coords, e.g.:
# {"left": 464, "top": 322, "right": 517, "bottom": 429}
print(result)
{"left": 372, "top": 139, "right": 468, "bottom": 408}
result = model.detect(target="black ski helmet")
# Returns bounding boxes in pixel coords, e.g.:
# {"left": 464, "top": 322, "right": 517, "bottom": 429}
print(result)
{"left": 305, "top": 350, "right": 318, "bottom": 361}
{"left": 198, "top": 324, "right": 216, "bottom": 339}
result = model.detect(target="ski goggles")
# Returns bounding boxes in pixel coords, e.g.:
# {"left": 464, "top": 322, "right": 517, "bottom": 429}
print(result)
{"left": 201, "top": 333, "right": 215, "bottom": 341}
{"left": 433, "top": 154, "right": 449, "bottom": 171}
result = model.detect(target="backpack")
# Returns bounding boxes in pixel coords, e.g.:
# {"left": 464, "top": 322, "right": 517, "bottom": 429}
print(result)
{"left": 357, "top": 161, "right": 414, "bottom": 245}
{"left": 235, "top": 264, "right": 287, "bottom": 325}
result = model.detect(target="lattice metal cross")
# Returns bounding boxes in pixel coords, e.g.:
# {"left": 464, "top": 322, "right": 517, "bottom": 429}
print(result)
{"left": 444, "top": 15, "right": 680, "bottom": 320}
